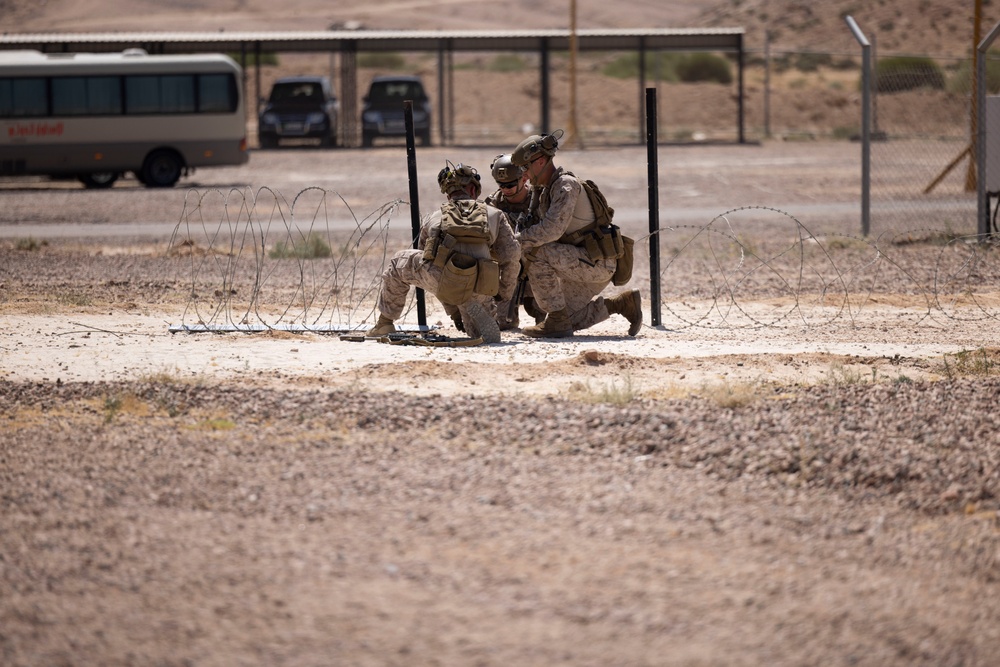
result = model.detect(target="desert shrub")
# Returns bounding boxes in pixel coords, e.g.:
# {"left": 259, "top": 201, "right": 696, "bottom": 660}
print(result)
{"left": 947, "top": 58, "right": 1000, "bottom": 95}
{"left": 228, "top": 51, "right": 278, "bottom": 66}
{"left": 874, "top": 56, "right": 945, "bottom": 93}
{"left": 676, "top": 53, "right": 732, "bottom": 84}
{"left": 794, "top": 52, "right": 832, "bottom": 73}
{"left": 831, "top": 56, "right": 858, "bottom": 71}
{"left": 358, "top": 52, "right": 406, "bottom": 70}
{"left": 601, "top": 52, "right": 681, "bottom": 81}
{"left": 490, "top": 54, "right": 528, "bottom": 72}
{"left": 269, "top": 233, "right": 332, "bottom": 259}
{"left": 15, "top": 237, "right": 42, "bottom": 251}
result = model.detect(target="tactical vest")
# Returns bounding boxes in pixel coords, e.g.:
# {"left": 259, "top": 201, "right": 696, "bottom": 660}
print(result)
{"left": 487, "top": 188, "right": 536, "bottom": 232}
{"left": 542, "top": 170, "right": 626, "bottom": 264}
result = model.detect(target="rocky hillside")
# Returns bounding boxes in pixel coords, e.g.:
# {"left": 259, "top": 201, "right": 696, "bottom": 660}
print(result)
{"left": 1, "top": 0, "right": 988, "bottom": 57}
{"left": 695, "top": 0, "right": 985, "bottom": 57}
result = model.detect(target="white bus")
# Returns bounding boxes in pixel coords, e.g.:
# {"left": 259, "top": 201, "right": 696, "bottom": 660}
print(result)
{"left": 0, "top": 49, "right": 249, "bottom": 188}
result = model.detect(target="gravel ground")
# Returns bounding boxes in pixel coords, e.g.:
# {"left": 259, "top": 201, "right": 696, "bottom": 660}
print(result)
{"left": 3, "top": 143, "right": 1000, "bottom": 666}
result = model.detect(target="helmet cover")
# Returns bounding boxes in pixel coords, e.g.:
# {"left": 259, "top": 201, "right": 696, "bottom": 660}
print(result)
{"left": 490, "top": 154, "right": 523, "bottom": 185}
{"left": 437, "top": 162, "right": 482, "bottom": 198}
{"left": 511, "top": 129, "right": 564, "bottom": 167}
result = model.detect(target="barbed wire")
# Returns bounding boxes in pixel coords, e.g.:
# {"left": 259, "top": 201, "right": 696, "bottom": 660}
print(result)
{"left": 168, "top": 192, "right": 1000, "bottom": 332}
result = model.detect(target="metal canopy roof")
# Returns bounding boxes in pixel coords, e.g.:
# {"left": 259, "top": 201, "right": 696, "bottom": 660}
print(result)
{"left": 0, "top": 27, "right": 748, "bottom": 146}
{"left": 0, "top": 28, "right": 744, "bottom": 54}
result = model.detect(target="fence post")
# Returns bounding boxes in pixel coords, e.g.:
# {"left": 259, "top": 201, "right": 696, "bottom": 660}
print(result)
{"left": 977, "top": 19, "right": 1000, "bottom": 239}
{"left": 645, "top": 87, "right": 661, "bottom": 327}
{"left": 845, "top": 16, "right": 871, "bottom": 237}
{"left": 404, "top": 100, "right": 427, "bottom": 328}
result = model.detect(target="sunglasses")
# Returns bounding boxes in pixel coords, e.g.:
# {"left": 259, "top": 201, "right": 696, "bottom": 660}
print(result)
{"left": 498, "top": 180, "right": 519, "bottom": 189}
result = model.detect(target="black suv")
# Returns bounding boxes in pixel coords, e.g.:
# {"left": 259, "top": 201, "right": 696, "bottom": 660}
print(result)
{"left": 361, "top": 75, "right": 431, "bottom": 147}
{"left": 258, "top": 76, "right": 338, "bottom": 148}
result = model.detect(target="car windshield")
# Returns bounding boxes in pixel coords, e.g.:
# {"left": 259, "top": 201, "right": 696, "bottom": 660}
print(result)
{"left": 270, "top": 82, "right": 323, "bottom": 103}
{"left": 368, "top": 81, "right": 424, "bottom": 107}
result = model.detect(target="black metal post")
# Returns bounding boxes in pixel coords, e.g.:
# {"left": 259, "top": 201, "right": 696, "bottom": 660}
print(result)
{"left": 404, "top": 100, "right": 427, "bottom": 328}
{"left": 645, "top": 87, "right": 661, "bottom": 327}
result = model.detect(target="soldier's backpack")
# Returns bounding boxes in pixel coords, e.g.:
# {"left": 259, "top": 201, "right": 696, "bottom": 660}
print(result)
{"left": 425, "top": 200, "right": 500, "bottom": 304}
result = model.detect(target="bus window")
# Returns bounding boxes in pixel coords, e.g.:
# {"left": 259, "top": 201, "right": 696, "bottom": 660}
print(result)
{"left": 160, "top": 75, "right": 195, "bottom": 113}
{"left": 52, "top": 76, "right": 122, "bottom": 116}
{"left": 199, "top": 73, "right": 236, "bottom": 113}
{"left": 126, "top": 74, "right": 195, "bottom": 114}
{"left": 0, "top": 78, "right": 47, "bottom": 117}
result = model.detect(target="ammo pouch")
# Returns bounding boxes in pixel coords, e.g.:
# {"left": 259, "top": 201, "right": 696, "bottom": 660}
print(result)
{"left": 611, "top": 234, "right": 635, "bottom": 286}
{"left": 437, "top": 252, "right": 479, "bottom": 306}
{"left": 474, "top": 258, "right": 500, "bottom": 297}
{"left": 569, "top": 224, "right": 626, "bottom": 263}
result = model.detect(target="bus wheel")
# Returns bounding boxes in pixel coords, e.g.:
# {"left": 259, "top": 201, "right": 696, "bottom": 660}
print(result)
{"left": 79, "top": 172, "right": 119, "bottom": 189}
{"left": 142, "top": 150, "right": 183, "bottom": 188}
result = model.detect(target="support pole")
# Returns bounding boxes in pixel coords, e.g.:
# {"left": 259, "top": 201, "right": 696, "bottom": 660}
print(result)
{"left": 968, "top": 0, "right": 983, "bottom": 192}
{"left": 846, "top": 16, "right": 871, "bottom": 237}
{"left": 540, "top": 40, "right": 550, "bottom": 134}
{"left": 976, "top": 18, "right": 1000, "bottom": 239}
{"left": 566, "top": 0, "right": 580, "bottom": 147}
{"left": 404, "top": 100, "right": 427, "bottom": 327}
{"left": 638, "top": 38, "right": 647, "bottom": 144}
{"left": 645, "top": 87, "right": 662, "bottom": 327}
{"left": 737, "top": 33, "right": 745, "bottom": 144}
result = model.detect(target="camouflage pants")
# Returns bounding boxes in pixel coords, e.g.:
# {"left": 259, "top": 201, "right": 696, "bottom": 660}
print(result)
{"left": 377, "top": 248, "right": 493, "bottom": 327}
{"left": 525, "top": 242, "right": 615, "bottom": 332}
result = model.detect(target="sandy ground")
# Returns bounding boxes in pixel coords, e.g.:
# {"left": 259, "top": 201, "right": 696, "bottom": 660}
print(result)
{"left": 5, "top": 142, "right": 1000, "bottom": 666}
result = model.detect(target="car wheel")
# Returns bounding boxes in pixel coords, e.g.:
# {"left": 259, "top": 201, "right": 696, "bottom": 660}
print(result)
{"left": 141, "top": 150, "right": 183, "bottom": 188}
{"left": 259, "top": 135, "right": 278, "bottom": 149}
{"left": 420, "top": 130, "right": 432, "bottom": 146}
{"left": 78, "top": 172, "right": 118, "bottom": 189}
{"left": 362, "top": 131, "right": 374, "bottom": 148}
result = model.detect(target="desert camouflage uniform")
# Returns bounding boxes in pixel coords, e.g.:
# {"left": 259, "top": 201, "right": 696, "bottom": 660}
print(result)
{"left": 485, "top": 188, "right": 535, "bottom": 232}
{"left": 516, "top": 167, "right": 615, "bottom": 332}
{"left": 484, "top": 187, "right": 538, "bottom": 328}
{"left": 376, "top": 194, "right": 520, "bottom": 335}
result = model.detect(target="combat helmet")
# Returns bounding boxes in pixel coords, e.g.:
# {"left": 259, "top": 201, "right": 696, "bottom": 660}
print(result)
{"left": 490, "top": 153, "right": 523, "bottom": 186}
{"left": 511, "top": 129, "right": 564, "bottom": 167}
{"left": 437, "top": 162, "right": 482, "bottom": 198}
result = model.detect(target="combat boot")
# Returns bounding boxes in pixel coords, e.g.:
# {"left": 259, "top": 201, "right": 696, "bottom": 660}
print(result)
{"left": 522, "top": 308, "right": 573, "bottom": 338}
{"left": 462, "top": 301, "right": 502, "bottom": 344}
{"left": 522, "top": 296, "right": 546, "bottom": 324}
{"left": 365, "top": 314, "right": 396, "bottom": 337}
{"left": 607, "top": 289, "right": 642, "bottom": 336}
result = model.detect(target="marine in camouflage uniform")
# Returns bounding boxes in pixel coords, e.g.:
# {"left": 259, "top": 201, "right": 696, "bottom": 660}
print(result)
{"left": 483, "top": 153, "right": 543, "bottom": 330}
{"left": 510, "top": 130, "right": 642, "bottom": 338}
{"left": 367, "top": 163, "right": 520, "bottom": 343}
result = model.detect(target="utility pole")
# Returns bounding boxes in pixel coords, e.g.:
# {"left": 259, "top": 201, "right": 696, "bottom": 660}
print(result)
{"left": 567, "top": 0, "right": 581, "bottom": 148}
{"left": 967, "top": 0, "right": 983, "bottom": 191}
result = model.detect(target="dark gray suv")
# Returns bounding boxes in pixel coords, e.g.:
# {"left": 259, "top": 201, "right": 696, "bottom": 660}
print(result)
{"left": 361, "top": 75, "right": 431, "bottom": 147}
{"left": 258, "top": 76, "right": 338, "bottom": 148}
